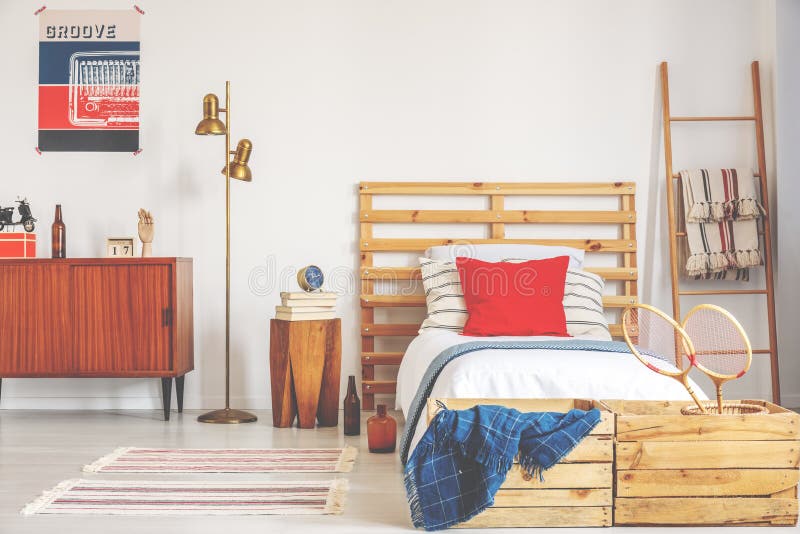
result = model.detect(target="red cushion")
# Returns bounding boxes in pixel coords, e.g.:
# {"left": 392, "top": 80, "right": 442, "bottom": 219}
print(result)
{"left": 456, "top": 256, "right": 570, "bottom": 337}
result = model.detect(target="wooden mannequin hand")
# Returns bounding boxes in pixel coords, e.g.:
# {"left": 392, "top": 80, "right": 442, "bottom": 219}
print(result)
{"left": 137, "top": 208, "right": 154, "bottom": 257}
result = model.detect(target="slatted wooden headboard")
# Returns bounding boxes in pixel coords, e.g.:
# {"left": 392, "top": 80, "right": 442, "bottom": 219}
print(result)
{"left": 359, "top": 181, "right": 637, "bottom": 409}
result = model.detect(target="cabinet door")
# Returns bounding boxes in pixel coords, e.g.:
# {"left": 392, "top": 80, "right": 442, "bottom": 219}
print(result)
{"left": 72, "top": 265, "right": 172, "bottom": 374}
{"left": 0, "top": 264, "right": 71, "bottom": 375}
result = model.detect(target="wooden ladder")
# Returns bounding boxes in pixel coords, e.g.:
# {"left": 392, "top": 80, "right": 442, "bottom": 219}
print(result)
{"left": 660, "top": 61, "right": 781, "bottom": 404}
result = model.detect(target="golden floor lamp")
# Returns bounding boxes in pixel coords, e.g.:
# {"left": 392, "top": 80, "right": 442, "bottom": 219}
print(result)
{"left": 194, "top": 81, "right": 257, "bottom": 423}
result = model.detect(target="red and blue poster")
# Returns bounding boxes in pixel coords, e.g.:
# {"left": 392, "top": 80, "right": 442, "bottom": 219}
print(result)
{"left": 38, "top": 10, "right": 140, "bottom": 152}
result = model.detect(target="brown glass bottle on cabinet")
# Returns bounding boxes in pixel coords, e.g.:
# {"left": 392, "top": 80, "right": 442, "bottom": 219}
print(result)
{"left": 367, "top": 404, "right": 397, "bottom": 453}
{"left": 343, "top": 375, "right": 360, "bottom": 436}
{"left": 51, "top": 204, "right": 66, "bottom": 258}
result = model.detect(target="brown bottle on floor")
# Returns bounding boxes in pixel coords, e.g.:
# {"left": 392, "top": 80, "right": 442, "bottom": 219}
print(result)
{"left": 367, "top": 404, "right": 397, "bottom": 453}
{"left": 51, "top": 204, "right": 66, "bottom": 258}
{"left": 343, "top": 375, "right": 360, "bottom": 436}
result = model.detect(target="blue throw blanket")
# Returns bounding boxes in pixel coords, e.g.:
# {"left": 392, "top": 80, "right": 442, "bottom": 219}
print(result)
{"left": 404, "top": 404, "right": 601, "bottom": 531}
{"left": 399, "top": 339, "right": 639, "bottom": 463}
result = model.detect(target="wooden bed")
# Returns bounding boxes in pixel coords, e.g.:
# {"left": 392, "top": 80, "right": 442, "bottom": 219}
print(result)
{"left": 359, "top": 181, "right": 638, "bottom": 409}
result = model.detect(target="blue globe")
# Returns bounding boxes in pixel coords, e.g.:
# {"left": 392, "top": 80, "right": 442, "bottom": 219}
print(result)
{"left": 303, "top": 265, "right": 324, "bottom": 291}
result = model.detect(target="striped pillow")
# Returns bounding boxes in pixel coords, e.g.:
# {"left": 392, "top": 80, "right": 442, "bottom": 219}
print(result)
{"left": 418, "top": 257, "right": 611, "bottom": 340}
{"left": 561, "top": 269, "right": 611, "bottom": 341}
{"left": 419, "top": 258, "right": 468, "bottom": 333}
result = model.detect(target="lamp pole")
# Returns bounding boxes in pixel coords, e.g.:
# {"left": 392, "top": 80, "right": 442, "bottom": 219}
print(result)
{"left": 196, "top": 81, "right": 257, "bottom": 424}
{"left": 225, "top": 80, "right": 231, "bottom": 412}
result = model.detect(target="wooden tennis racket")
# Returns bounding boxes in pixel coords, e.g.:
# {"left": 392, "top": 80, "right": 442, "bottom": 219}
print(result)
{"left": 621, "top": 304, "right": 707, "bottom": 413}
{"left": 681, "top": 303, "right": 753, "bottom": 414}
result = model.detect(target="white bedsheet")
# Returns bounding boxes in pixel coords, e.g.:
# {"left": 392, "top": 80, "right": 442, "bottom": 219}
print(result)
{"left": 397, "top": 329, "right": 707, "bottom": 454}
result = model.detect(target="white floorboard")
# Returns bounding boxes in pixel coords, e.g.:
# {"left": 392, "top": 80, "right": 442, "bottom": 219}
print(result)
{"left": 0, "top": 410, "right": 771, "bottom": 533}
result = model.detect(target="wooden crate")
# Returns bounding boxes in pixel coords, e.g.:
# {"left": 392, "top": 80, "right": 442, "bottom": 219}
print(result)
{"left": 426, "top": 398, "right": 613, "bottom": 528}
{"left": 605, "top": 399, "right": 799, "bottom": 527}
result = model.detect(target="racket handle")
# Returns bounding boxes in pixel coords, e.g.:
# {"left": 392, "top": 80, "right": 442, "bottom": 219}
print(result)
{"left": 682, "top": 376, "right": 708, "bottom": 414}
{"left": 716, "top": 384, "right": 724, "bottom": 414}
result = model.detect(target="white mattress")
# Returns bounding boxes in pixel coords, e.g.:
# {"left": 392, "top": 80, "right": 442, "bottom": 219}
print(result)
{"left": 397, "top": 329, "right": 708, "bottom": 454}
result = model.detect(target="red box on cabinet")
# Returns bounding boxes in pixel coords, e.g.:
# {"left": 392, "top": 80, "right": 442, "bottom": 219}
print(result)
{"left": 0, "top": 233, "right": 36, "bottom": 258}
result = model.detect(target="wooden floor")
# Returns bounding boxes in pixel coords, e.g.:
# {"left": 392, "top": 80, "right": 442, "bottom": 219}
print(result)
{"left": 0, "top": 410, "right": 735, "bottom": 533}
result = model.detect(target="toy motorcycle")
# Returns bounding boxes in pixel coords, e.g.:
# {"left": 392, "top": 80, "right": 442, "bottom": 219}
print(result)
{"left": 0, "top": 198, "right": 37, "bottom": 232}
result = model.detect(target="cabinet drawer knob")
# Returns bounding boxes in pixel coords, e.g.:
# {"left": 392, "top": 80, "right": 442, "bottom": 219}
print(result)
{"left": 162, "top": 308, "right": 173, "bottom": 327}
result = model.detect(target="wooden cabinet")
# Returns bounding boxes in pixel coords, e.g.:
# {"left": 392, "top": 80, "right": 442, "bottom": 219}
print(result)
{"left": 0, "top": 258, "right": 193, "bottom": 420}
{"left": 72, "top": 264, "right": 172, "bottom": 373}
{"left": 0, "top": 263, "right": 71, "bottom": 375}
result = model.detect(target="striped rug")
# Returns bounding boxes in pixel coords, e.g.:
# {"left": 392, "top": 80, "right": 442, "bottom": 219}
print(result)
{"left": 83, "top": 446, "right": 357, "bottom": 473}
{"left": 22, "top": 479, "right": 347, "bottom": 515}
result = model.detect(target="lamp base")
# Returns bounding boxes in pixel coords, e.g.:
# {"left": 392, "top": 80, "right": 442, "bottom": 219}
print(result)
{"left": 197, "top": 408, "right": 258, "bottom": 424}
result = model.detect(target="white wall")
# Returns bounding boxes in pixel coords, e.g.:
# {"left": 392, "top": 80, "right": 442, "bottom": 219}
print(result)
{"left": 0, "top": 0, "right": 788, "bottom": 409}
{"left": 775, "top": 0, "right": 800, "bottom": 408}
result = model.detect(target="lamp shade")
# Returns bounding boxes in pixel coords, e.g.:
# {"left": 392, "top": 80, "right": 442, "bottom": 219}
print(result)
{"left": 222, "top": 139, "right": 253, "bottom": 181}
{"left": 195, "top": 94, "right": 226, "bottom": 135}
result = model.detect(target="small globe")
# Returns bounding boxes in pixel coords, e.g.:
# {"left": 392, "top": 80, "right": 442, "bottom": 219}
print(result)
{"left": 298, "top": 265, "right": 324, "bottom": 292}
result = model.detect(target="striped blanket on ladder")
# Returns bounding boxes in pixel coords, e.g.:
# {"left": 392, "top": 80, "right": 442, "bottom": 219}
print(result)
{"left": 679, "top": 168, "right": 765, "bottom": 280}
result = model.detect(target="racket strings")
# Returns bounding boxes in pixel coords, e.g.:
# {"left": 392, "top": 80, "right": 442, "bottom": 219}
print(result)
{"left": 623, "top": 307, "right": 690, "bottom": 371}
{"left": 683, "top": 307, "right": 749, "bottom": 377}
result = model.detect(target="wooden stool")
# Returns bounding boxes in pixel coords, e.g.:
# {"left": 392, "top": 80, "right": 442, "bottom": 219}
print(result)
{"left": 269, "top": 318, "right": 341, "bottom": 428}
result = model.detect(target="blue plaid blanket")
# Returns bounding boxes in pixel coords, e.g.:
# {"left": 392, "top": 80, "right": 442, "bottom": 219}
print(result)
{"left": 404, "top": 404, "right": 601, "bottom": 531}
{"left": 399, "top": 339, "right": 637, "bottom": 463}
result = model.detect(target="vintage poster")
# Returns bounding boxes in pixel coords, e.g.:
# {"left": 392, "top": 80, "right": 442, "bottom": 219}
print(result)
{"left": 38, "top": 10, "right": 140, "bottom": 152}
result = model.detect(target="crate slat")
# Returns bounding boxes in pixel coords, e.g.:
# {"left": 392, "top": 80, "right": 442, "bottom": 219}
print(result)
{"left": 361, "top": 267, "right": 422, "bottom": 280}
{"left": 359, "top": 266, "right": 638, "bottom": 281}
{"left": 616, "top": 413, "right": 799, "bottom": 441}
{"left": 361, "top": 380, "right": 396, "bottom": 394}
{"left": 360, "top": 238, "right": 636, "bottom": 252}
{"left": 361, "top": 209, "right": 635, "bottom": 224}
{"left": 360, "top": 323, "right": 418, "bottom": 336}
{"left": 557, "top": 436, "right": 612, "bottom": 463}
{"left": 605, "top": 398, "right": 791, "bottom": 416}
{"left": 359, "top": 181, "right": 635, "bottom": 196}
{"left": 602, "top": 295, "right": 638, "bottom": 307}
{"left": 360, "top": 295, "right": 425, "bottom": 307}
{"left": 455, "top": 505, "right": 612, "bottom": 528}
{"left": 617, "top": 468, "right": 799, "bottom": 497}
{"left": 492, "top": 488, "right": 612, "bottom": 507}
{"left": 614, "top": 497, "right": 798, "bottom": 526}
{"left": 360, "top": 352, "right": 403, "bottom": 365}
{"left": 360, "top": 294, "right": 636, "bottom": 308}
{"left": 360, "top": 192, "right": 375, "bottom": 410}
{"left": 362, "top": 321, "right": 623, "bottom": 339}
{"left": 503, "top": 463, "right": 611, "bottom": 490}
{"left": 617, "top": 440, "right": 800, "bottom": 470}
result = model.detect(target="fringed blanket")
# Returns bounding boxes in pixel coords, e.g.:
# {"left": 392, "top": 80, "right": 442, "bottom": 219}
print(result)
{"left": 682, "top": 168, "right": 765, "bottom": 222}
{"left": 679, "top": 168, "right": 764, "bottom": 279}
{"left": 404, "top": 404, "right": 600, "bottom": 531}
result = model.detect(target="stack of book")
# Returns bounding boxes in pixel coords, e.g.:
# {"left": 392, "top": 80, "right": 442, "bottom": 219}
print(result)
{"left": 275, "top": 292, "right": 337, "bottom": 321}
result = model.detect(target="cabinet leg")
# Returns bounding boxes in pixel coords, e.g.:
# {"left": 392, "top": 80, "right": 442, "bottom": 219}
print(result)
{"left": 175, "top": 375, "right": 185, "bottom": 413}
{"left": 161, "top": 378, "right": 172, "bottom": 421}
